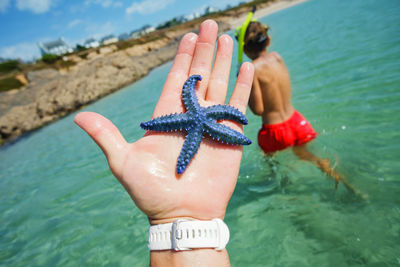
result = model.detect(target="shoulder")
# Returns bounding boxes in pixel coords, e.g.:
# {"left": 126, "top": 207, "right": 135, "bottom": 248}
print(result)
{"left": 268, "top": 51, "right": 283, "bottom": 62}
{"left": 253, "top": 62, "right": 273, "bottom": 84}
{"left": 253, "top": 52, "right": 283, "bottom": 67}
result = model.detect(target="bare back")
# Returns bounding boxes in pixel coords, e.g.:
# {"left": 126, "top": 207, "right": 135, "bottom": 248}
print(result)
{"left": 248, "top": 51, "right": 294, "bottom": 125}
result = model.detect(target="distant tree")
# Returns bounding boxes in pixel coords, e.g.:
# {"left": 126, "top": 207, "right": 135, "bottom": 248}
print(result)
{"left": 0, "top": 77, "right": 24, "bottom": 92}
{"left": 0, "top": 60, "right": 20, "bottom": 74}
{"left": 75, "top": 44, "right": 87, "bottom": 52}
{"left": 41, "top": 54, "right": 60, "bottom": 64}
{"left": 156, "top": 17, "right": 183, "bottom": 30}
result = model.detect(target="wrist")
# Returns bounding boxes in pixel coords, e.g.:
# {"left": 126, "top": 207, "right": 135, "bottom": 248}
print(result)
{"left": 149, "top": 215, "right": 225, "bottom": 225}
{"left": 150, "top": 248, "right": 230, "bottom": 267}
{"left": 148, "top": 218, "right": 231, "bottom": 266}
{"left": 149, "top": 216, "right": 199, "bottom": 225}
{"left": 148, "top": 218, "right": 229, "bottom": 251}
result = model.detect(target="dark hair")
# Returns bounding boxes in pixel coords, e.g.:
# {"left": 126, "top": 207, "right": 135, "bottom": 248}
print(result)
{"left": 244, "top": 22, "right": 269, "bottom": 54}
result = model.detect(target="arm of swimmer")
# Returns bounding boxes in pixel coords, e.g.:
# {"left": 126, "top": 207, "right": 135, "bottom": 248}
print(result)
{"left": 248, "top": 73, "right": 264, "bottom": 116}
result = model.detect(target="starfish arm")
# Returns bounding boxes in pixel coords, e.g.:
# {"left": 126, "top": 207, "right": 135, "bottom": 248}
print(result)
{"left": 205, "top": 104, "right": 248, "bottom": 125}
{"left": 140, "top": 113, "right": 192, "bottom": 132}
{"left": 182, "top": 75, "right": 202, "bottom": 113}
{"left": 176, "top": 126, "right": 203, "bottom": 174}
{"left": 204, "top": 121, "right": 252, "bottom": 145}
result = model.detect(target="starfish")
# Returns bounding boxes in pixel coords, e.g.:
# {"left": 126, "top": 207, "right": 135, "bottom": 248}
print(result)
{"left": 140, "top": 75, "right": 251, "bottom": 174}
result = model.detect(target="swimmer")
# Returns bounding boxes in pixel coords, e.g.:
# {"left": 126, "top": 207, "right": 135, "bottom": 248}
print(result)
{"left": 240, "top": 20, "right": 364, "bottom": 197}
{"left": 74, "top": 19, "right": 254, "bottom": 266}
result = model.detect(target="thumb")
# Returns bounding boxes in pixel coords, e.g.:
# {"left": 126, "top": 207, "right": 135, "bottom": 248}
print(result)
{"left": 74, "top": 112, "right": 128, "bottom": 176}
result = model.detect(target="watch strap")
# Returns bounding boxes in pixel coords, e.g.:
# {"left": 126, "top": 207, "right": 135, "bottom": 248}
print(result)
{"left": 148, "top": 219, "right": 229, "bottom": 251}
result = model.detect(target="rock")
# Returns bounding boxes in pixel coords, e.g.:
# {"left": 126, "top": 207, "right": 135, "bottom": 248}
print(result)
{"left": 27, "top": 69, "right": 59, "bottom": 84}
{"left": 15, "top": 74, "right": 28, "bottom": 86}
{"left": 99, "top": 45, "right": 117, "bottom": 55}
{"left": 86, "top": 51, "right": 100, "bottom": 60}
{"left": 0, "top": 103, "right": 41, "bottom": 140}
{"left": 0, "top": 20, "right": 232, "bottom": 146}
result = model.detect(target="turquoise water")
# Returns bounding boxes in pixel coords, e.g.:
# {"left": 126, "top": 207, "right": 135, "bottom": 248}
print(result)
{"left": 1, "top": 0, "right": 400, "bottom": 265}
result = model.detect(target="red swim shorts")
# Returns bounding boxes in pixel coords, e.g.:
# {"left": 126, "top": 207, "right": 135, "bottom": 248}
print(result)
{"left": 258, "top": 110, "right": 317, "bottom": 154}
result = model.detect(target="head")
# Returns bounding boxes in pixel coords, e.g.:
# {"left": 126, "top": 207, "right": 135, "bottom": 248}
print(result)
{"left": 243, "top": 21, "right": 270, "bottom": 60}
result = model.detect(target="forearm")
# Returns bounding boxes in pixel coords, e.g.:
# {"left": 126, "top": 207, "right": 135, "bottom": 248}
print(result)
{"left": 150, "top": 249, "right": 230, "bottom": 267}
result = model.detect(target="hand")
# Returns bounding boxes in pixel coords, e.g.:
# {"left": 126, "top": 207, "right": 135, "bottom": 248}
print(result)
{"left": 74, "top": 20, "right": 254, "bottom": 225}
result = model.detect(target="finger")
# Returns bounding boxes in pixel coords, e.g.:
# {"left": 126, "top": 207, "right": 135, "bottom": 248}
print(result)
{"left": 189, "top": 19, "right": 218, "bottom": 99}
{"left": 206, "top": 34, "right": 233, "bottom": 103}
{"left": 229, "top": 62, "right": 255, "bottom": 114}
{"left": 154, "top": 32, "right": 198, "bottom": 117}
{"left": 74, "top": 112, "right": 128, "bottom": 175}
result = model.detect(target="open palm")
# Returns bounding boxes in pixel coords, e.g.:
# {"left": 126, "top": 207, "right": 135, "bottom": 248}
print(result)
{"left": 74, "top": 20, "right": 254, "bottom": 225}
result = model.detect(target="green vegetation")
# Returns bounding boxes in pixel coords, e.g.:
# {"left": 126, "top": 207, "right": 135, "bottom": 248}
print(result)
{"left": 0, "top": 0, "right": 273, "bottom": 95}
{"left": 75, "top": 44, "right": 87, "bottom": 52}
{"left": 41, "top": 54, "right": 61, "bottom": 64}
{"left": 115, "top": 32, "right": 167, "bottom": 51}
{"left": 157, "top": 18, "right": 183, "bottom": 30}
{"left": 237, "top": 0, "right": 274, "bottom": 10}
{"left": 58, "top": 60, "right": 75, "bottom": 69}
{"left": 0, "top": 60, "right": 21, "bottom": 74}
{"left": 78, "top": 52, "right": 88, "bottom": 60}
{"left": 0, "top": 77, "right": 24, "bottom": 92}
{"left": 39, "top": 53, "right": 76, "bottom": 69}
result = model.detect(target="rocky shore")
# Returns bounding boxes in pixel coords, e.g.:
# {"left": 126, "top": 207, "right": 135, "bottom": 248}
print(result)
{"left": 0, "top": 22, "right": 231, "bottom": 145}
{"left": 0, "top": 0, "right": 306, "bottom": 146}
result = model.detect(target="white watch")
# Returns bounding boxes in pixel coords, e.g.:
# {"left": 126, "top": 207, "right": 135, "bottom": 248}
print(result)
{"left": 148, "top": 218, "right": 230, "bottom": 251}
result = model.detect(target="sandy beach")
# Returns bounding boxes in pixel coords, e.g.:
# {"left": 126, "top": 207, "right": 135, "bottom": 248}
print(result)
{"left": 229, "top": 0, "right": 308, "bottom": 28}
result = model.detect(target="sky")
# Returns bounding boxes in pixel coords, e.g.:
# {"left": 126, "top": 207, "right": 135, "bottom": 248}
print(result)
{"left": 0, "top": 0, "right": 245, "bottom": 61}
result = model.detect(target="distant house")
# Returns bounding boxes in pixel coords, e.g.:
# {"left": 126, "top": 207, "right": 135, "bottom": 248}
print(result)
{"left": 83, "top": 38, "right": 100, "bottom": 49}
{"left": 142, "top": 25, "right": 155, "bottom": 35}
{"left": 101, "top": 35, "right": 118, "bottom": 45}
{"left": 38, "top": 38, "right": 73, "bottom": 56}
{"left": 130, "top": 29, "right": 141, "bottom": 39}
{"left": 184, "top": 12, "right": 201, "bottom": 21}
{"left": 130, "top": 25, "right": 155, "bottom": 39}
{"left": 203, "top": 6, "right": 219, "bottom": 15}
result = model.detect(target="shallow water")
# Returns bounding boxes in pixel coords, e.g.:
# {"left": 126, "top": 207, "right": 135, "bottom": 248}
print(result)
{"left": 1, "top": 0, "right": 400, "bottom": 266}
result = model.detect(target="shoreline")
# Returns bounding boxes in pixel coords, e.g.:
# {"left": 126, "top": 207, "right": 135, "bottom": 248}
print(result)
{"left": 229, "top": 0, "right": 308, "bottom": 28}
{"left": 0, "top": 0, "right": 308, "bottom": 146}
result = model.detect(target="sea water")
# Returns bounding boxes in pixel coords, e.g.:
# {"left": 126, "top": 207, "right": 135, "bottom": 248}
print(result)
{"left": 1, "top": 0, "right": 399, "bottom": 265}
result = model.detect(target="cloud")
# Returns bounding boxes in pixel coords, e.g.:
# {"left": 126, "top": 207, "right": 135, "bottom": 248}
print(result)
{"left": 84, "top": 0, "right": 123, "bottom": 8}
{"left": 0, "top": 0, "right": 10, "bottom": 13}
{"left": 16, "top": 0, "right": 52, "bottom": 14}
{"left": 0, "top": 42, "right": 40, "bottom": 61}
{"left": 67, "top": 19, "right": 83, "bottom": 29}
{"left": 85, "top": 21, "right": 116, "bottom": 39}
{"left": 126, "top": 0, "right": 174, "bottom": 15}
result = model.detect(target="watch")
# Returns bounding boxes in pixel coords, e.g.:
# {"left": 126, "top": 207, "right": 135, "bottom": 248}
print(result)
{"left": 148, "top": 218, "right": 230, "bottom": 251}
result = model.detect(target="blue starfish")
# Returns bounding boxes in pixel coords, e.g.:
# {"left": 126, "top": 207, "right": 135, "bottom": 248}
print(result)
{"left": 140, "top": 75, "right": 251, "bottom": 174}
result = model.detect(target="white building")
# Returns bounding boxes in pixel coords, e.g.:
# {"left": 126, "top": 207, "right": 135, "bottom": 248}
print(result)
{"left": 203, "top": 6, "right": 219, "bottom": 15}
{"left": 101, "top": 35, "right": 118, "bottom": 45}
{"left": 38, "top": 38, "right": 73, "bottom": 56}
{"left": 83, "top": 38, "right": 100, "bottom": 49}
{"left": 130, "top": 25, "right": 155, "bottom": 39}
{"left": 184, "top": 12, "right": 201, "bottom": 21}
{"left": 142, "top": 25, "right": 155, "bottom": 35}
